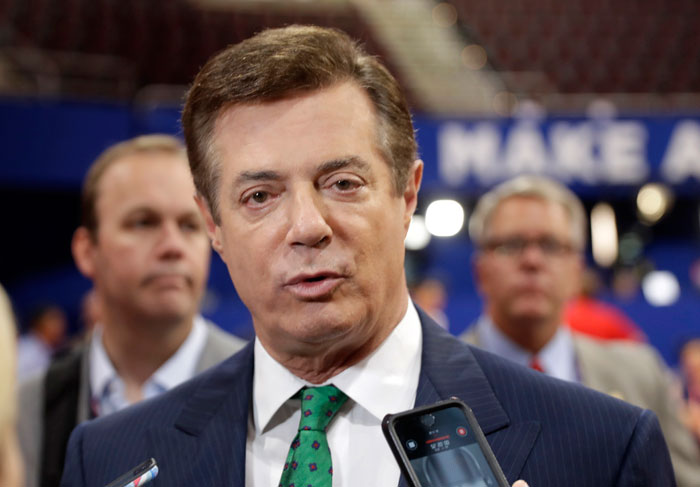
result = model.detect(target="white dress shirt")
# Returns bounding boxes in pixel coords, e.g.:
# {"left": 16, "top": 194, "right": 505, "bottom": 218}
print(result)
{"left": 17, "top": 334, "right": 52, "bottom": 381}
{"left": 246, "top": 301, "right": 423, "bottom": 487}
{"left": 475, "top": 315, "right": 580, "bottom": 382}
{"left": 89, "top": 316, "right": 208, "bottom": 416}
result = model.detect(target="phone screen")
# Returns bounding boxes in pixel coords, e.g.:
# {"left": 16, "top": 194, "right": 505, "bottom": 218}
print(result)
{"left": 392, "top": 405, "right": 500, "bottom": 487}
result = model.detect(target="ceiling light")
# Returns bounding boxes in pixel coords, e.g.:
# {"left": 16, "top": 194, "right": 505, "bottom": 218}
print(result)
{"left": 432, "top": 3, "right": 458, "bottom": 28}
{"left": 425, "top": 199, "right": 465, "bottom": 237}
{"left": 461, "top": 44, "right": 487, "bottom": 70}
{"left": 405, "top": 215, "right": 431, "bottom": 250}
{"left": 637, "top": 183, "right": 673, "bottom": 224}
{"left": 590, "top": 202, "right": 618, "bottom": 267}
{"left": 642, "top": 270, "right": 680, "bottom": 306}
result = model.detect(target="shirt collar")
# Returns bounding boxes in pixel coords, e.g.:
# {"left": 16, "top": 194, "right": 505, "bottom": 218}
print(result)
{"left": 252, "top": 300, "right": 422, "bottom": 434}
{"left": 90, "top": 326, "right": 115, "bottom": 399}
{"left": 476, "top": 315, "right": 579, "bottom": 382}
{"left": 150, "top": 315, "right": 208, "bottom": 389}
{"left": 89, "top": 315, "right": 208, "bottom": 399}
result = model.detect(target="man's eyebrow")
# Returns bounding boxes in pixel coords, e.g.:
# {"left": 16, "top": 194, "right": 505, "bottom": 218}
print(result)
{"left": 123, "top": 206, "right": 158, "bottom": 217}
{"left": 236, "top": 170, "right": 283, "bottom": 183}
{"left": 318, "top": 156, "right": 370, "bottom": 174}
{"left": 235, "top": 157, "right": 369, "bottom": 184}
{"left": 123, "top": 206, "right": 200, "bottom": 219}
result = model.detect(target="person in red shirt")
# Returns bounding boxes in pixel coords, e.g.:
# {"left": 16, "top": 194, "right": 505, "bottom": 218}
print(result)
{"left": 565, "top": 268, "right": 646, "bottom": 342}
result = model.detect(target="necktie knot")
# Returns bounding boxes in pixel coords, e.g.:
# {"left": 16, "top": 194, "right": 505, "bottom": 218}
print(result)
{"left": 298, "top": 385, "right": 348, "bottom": 432}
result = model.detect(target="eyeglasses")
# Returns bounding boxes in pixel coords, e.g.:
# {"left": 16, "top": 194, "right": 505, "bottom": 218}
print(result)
{"left": 483, "top": 236, "right": 577, "bottom": 257}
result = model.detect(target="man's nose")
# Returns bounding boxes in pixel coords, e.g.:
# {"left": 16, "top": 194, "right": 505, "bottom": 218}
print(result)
{"left": 156, "top": 221, "right": 187, "bottom": 259}
{"left": 519, "top": 242, "right": 546, "bottom": 267}
{"left": 285, "top": 188, "right": 332, "bottom": 248}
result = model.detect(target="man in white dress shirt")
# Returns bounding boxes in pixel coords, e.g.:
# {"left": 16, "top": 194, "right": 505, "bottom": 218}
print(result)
{"left": 18, "top": 135, "right": 245, "bottom": 487}
{"left": 60, "top": 26, "right": 674, "bottom": 487}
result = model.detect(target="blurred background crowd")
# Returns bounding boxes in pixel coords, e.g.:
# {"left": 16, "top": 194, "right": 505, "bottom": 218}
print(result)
{"left": 1, "top": 0, "right": 700, "bottom": 476}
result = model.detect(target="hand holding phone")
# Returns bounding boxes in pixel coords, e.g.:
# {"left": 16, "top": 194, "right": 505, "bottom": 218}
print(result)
{"left": 382, "top": 399, "right": 509, "bottom": 487}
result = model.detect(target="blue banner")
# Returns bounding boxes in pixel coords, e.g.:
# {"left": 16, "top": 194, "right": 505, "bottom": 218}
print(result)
{"left": 414, "top": 115, "right": 700, "bottom": 195}
{"left": 3, "top": 99, "right": 700, "bottom": 197}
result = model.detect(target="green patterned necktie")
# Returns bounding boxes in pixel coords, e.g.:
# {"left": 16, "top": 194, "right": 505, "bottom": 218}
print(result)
{"left": 278, "top": 385, "right": 348, "bottom": 487}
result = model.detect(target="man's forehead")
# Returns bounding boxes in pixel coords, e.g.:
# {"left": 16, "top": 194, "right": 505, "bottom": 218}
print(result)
{"left": 210, "top": 83, "right": 383, "bottom": 183}
{"left": 494, "top": 195, "right": 567, "bottom": 217}
{"left": 213, "top": 81, "right": 368, "bottom": 121}
{"left": 211, "top": 82, "right": 375, "bottom": 145}
{"left": 95, "top": 155, "right": 195, "bottom": 212}
{"left": 488, "top": 196, "right": 571, "bottom": 232}
{"left": 98, "top": 151, "right": 187, "bottom": 185}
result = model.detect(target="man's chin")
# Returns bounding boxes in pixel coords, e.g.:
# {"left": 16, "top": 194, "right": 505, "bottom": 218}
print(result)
{"left": 267, "top": 314, "right": 358, "bottom": 353}
{"left": 509, "top": 305, "right": 551, "bottom": 326}
{"left": 290, "top": 319, "right": 352, "bottom": 344}
{"left": 139, "top": 299, "right": 195, "bottom": 326}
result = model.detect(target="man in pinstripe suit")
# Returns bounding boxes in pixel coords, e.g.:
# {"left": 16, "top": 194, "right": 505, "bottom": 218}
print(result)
{"left": 61, "top": 25, "right": 675, "bottom": 487}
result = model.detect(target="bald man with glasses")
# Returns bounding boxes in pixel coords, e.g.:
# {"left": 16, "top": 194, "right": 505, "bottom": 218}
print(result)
{"left": 461, "top": 175, "right": 700, "bottom": 486}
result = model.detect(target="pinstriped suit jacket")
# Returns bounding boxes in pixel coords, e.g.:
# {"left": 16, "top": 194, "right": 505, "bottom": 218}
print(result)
{"left": 60, "top": 312, "right": 675, "bottom": 487}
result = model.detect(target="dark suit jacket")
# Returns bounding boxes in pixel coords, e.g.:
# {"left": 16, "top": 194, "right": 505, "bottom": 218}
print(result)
{"left": 20, "top": 323, "right": 246, "bottom": 487}
{"left": 60, "top": 313, "right": 675, "bottom": 486}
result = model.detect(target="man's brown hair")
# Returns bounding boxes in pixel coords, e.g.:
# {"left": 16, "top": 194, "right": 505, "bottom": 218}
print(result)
{"left": 182, "top": 24, "right": 417, "bottom": 222}
{"left": 80, "top": 134, "right": 186, "bottom": 237}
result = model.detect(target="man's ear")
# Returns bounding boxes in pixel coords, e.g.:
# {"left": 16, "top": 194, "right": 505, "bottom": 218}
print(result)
{"left": 194, "top": 194, "right": 224, "bottom": 256}
{"left": 472, "top": 252, "right": 487, "bottom": 298}
{"left": 402, "top": 159, "right": 424, "bottom": 229}
{"left": 71, "top": 227, "right": 96, "bottom": 279}
{"left": 566, "top": 253, "right": 585, "bottom": 300}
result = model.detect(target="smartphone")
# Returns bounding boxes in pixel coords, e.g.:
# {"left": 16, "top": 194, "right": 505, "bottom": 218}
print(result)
{"left": 382, "top": 399, "right": 509, "bottom": 487}
{"left": 104, "top": 457, "right": 159, "bottom": 487}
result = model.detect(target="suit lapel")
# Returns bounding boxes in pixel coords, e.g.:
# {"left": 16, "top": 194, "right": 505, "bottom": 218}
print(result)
{"left": 195, "top": 321, "right": 246, "bottom": 373}
{"left": 403, "top": 311, "right": 540, "bottom": 485}
{"left": 41, "top": 346, "right": 85, "bottom": 487}
{"left": 146, "top": 342, "right": 254, "bottom": 487}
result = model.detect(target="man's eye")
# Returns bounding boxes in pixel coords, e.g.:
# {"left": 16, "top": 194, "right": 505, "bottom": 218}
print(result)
{"left": 540, "top": 239, "right": 559, "bottom": 253}
{"left": 333, "top": 179, "right": 360, "bottom": 191}
{"left": 251, "top": 191, "right": 268, "bottom": 203}
{"left": 501, "top": 240, "right": 524, "bottom": 253}
{"left": 130, "top": 218, "right": 156, "bottom": 228}
{"left": 181, "top": 221, "right": 202, "bottom": 232}
{"left": 241, "top": 187, "right": 280, "bottom": 208}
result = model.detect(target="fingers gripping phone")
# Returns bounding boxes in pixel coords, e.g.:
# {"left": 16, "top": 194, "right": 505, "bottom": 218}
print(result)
{"left": 382, "top": 399, "right": 509, "bottom": 487}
